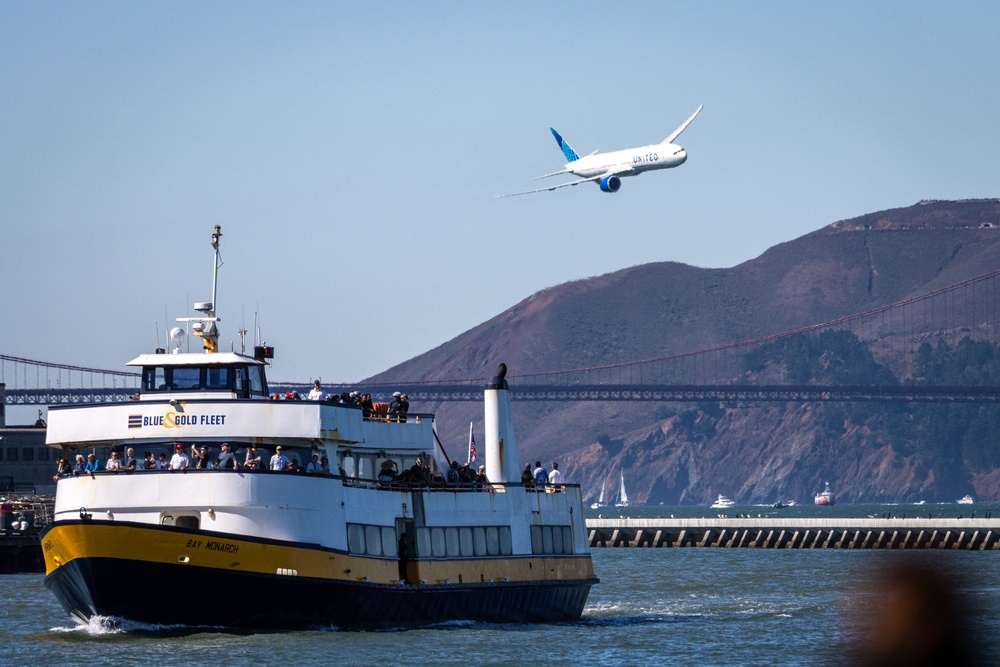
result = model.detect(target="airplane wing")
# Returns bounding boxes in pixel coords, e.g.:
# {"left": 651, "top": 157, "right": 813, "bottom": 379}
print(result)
{"left": 497, "top": 175, "right": 603, "bottom": 197}
{"left": 529, "top": 169, "right": 573, "bottom": 181}
{"left": 497, "top": 168, "right": 632, "bottom": 198}
{"left": 663, "top": 104, "right": 703, "bottom": 144}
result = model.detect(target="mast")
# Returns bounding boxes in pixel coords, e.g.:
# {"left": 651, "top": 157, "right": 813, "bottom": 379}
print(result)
{"left": 179, "top": 225, "right": 223, "bottom": 353}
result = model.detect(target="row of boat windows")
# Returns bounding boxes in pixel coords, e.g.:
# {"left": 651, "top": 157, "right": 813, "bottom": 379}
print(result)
{"left": 141, "top": 365, "right": 267, "bottom": 396}
{"left": 346, "top": 523, "right": 575, "bottom": 558}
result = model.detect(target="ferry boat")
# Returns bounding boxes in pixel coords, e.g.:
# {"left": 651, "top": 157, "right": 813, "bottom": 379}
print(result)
{"left": 814, "top": 482, "right": 836, "bottom": 506}
{"left": 957, "top": 494, "right": 975, "bottom": 505}
{"left": 710, "top": 495, "right": 735, "bottom": 509}
{"left": 39, "top": 227, "right": 598, "bottom": 630}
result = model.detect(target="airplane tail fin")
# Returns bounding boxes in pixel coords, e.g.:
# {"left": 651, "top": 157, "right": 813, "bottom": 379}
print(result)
{"left": 550, "top": 128, "right": 580, "bottom": 163}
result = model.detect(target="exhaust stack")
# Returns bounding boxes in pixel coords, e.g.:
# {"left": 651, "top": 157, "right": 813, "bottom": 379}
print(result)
{"left": 484, "top": 363, "right": 521, "bottom": 484}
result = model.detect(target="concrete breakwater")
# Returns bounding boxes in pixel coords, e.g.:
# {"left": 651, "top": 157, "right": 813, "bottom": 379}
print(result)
{"left": 586, "top": 517, "right": 1000, "bottom": 550}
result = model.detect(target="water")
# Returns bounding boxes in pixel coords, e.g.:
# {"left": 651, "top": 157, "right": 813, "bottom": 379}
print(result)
{"left": 4, "top": 507, "right": 1000, "bottom": 666}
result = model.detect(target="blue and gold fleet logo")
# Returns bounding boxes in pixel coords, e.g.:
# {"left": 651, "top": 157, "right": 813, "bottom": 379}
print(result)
{"left": 127, "top": 412, "right": 227, "bottom": 429}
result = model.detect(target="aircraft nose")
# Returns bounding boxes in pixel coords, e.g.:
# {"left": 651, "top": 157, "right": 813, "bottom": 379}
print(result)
{"left": 677, "top": 149, "right": 687, "bottom": 164}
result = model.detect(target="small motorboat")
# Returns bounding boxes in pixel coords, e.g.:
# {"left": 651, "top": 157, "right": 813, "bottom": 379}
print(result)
{"left": 711, "top": 494, "right": 735, "bottom": 509}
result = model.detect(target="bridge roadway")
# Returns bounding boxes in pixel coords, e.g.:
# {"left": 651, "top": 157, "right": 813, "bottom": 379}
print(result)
{"left": 586, "top": 517, "right": 1000, "bottom": 550}
{"left": 6, "top": 383, "right": 1000, "bottom": 406}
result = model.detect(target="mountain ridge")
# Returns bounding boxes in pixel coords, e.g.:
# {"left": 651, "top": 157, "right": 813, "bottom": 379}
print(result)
{"left": 367, "top": 199, "right": 1000, "bottom": 504}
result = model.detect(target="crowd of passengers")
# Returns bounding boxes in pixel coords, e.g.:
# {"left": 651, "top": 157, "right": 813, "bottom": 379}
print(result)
{"left": 272, "top": 381, "right": 410, "bottom": 422}
{"left": 52, "top": 443, "right": 333, "bottom": 478}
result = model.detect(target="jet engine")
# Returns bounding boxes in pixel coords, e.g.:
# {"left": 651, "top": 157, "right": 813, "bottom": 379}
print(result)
{"left": 599, "top": 175, "right": 621, "bottom": 193}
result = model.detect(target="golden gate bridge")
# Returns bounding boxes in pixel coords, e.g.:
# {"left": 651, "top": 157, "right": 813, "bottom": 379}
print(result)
{"left": 4, "top": 267, "right": 1000, "bottom": 408}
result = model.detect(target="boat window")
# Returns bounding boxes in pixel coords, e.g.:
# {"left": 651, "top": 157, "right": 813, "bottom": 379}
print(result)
{"left": 552, "top": 525, "right": 564, "bottom": 554}
{"left": 204, "top": 366, "right": 233, "bottom": 390}
{"left": 172, "top": 367, "right": 201, "bottom": 390}
{"left": 348, "top": 524, "right": 365, "bottom": 554}
{"left": 145, "top": 367, "right": 168, "bottom": 390}
{"left": 365, "top": 525, "right": 382, "bottom": 556}
{"left": 381, "top": 527, "right": 397, "bottom": 557}
{"left": 416, "top": 528, "right": 432, "bottom": 557}
{"left": 473, "top": 527, "right": 487, "bottom": 556}
{"left": 431, "top": 528, "right": 447, "bottom": 557}
{"left": 445, "top": 528, "right": 460, "bottom": 557}
{"left": 486, "top": 527, "right": 500, "bottom": 556}
{"left": 542, "top": 526, "right": 554, "bottom": 554}
{"left": 500, "top": 526, "right": 512, "bottom": 555}
{"left": 459, "top": 527, "right": 474, "bottom": 556}
{"left": 248, "top": 365, "right": 266, "bottom": 395}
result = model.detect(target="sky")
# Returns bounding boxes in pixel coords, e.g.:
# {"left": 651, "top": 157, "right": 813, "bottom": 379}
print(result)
{"left": 3, "top": 2, "right": 1000, "bottom": 411}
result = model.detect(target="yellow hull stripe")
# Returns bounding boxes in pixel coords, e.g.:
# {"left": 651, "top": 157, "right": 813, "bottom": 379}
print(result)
{"left": 42, "top": 522, "right": 596, "bottom": 586}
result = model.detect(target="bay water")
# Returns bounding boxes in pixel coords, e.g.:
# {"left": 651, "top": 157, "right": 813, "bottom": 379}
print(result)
{"left": 3, "top": 504, "right": 999, "bottom": 666}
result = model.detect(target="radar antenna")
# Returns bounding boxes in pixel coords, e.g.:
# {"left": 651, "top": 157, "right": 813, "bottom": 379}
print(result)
{"left": 176, "top": 225, "right": 223, "bottom": 353}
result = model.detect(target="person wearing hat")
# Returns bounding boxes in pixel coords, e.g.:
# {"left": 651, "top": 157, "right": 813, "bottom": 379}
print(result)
{"left": 169, "top": 444, "right": 189, "bottom": 471}
{"left": 270, "top": 446, "right": 290, "bottom": 471}
{"left": 215, "top": 443, "right": 238, "bottom": 470}
{"left": 378, "top": 460, "right": 398, "bottom": 485}
{"left": 397, "top": 393, "right": 409, "bottom": 423}
{"left": 389, "top": 392, "right": 402, "bottom": 422}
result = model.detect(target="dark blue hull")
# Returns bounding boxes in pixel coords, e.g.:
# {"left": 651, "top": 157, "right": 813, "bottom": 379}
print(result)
{"left": 45, "top": 556, "right": 596, "bottom": 630}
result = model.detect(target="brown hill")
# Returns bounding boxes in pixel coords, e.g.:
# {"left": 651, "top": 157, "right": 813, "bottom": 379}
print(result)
{"left": 368, "top": 199, "right": 1000, "bottom": 505}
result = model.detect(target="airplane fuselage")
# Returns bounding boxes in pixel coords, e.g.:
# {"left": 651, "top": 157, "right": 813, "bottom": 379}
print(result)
{"left": 566, "top": 142, "right": 688, "bottom": 179}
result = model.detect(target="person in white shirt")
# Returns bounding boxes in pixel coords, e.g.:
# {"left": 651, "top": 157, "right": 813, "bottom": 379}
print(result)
{"left": 169, "top": 444, "right": 189, "bottom": 470}
{"left": 307, "top": 380, "right": 326, "bottom": 401}
{"left": 105, "top": 451, "right": 123, "bottom": 471}
{"left": 548, "top": 462, "right": 565, "bottom": 486}
{"left": 270, "top": 446, "right": 290, "bottom": 471}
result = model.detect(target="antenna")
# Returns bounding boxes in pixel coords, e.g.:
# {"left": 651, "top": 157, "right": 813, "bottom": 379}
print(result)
{"left": 177, "top": 226, "right": 223, "bottom": 353}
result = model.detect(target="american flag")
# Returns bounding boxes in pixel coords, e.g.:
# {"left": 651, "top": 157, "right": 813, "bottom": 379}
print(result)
{"left": 468, "top": 422, "right": 477, "bottom": 463}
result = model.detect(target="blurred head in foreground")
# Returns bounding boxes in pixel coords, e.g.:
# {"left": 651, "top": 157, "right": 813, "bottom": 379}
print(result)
{"left": 852, "top": 558, "right": 981, "bottom": 667}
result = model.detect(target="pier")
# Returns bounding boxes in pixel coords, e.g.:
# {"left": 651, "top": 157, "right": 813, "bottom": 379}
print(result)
{"left": 586, "top": 517, "right": 1000, "bottom": 550}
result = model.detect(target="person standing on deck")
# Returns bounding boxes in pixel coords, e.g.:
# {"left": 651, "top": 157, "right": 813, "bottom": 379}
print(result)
{"left": 307, "top": 380, "right": 326, "bottom": 401}
{"left": 533, "top": 461, "right": 548, "bottom": 488}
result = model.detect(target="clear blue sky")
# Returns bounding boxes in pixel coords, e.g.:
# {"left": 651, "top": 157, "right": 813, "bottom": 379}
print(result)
{"left": 2, "top": 2, "right": 999, "bottom": 401}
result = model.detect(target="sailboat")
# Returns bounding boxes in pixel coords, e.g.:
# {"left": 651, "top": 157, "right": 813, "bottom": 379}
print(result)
{"left": 590, "top": 481, "right": 606, "bottom": 509}
{"left": 615, "top": 471, "right": 629, "bottom": 507}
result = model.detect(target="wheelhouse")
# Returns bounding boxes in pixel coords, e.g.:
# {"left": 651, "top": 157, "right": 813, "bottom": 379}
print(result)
{"left": 128, "top": 352, "right": 269, "bottom": 400}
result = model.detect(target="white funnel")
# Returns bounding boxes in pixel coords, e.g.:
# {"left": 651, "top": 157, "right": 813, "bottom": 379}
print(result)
{"left": 484, "top": 363, "right": 521, "bottom": 484}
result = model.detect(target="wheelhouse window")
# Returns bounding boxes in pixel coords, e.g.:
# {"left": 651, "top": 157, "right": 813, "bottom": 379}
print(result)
{"left": 142, "top": 364, "right": 268, "bottom": 397}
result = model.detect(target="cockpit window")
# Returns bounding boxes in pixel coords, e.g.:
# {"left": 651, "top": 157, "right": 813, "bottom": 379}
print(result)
{"left": 205, "top": 366, "right": 233, "bottom": 390}
{"left": 142, "top": 364, "right": 265, "bottom": 395}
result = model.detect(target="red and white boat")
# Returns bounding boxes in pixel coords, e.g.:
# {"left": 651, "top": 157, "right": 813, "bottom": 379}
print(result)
{"left": 814, "top": 482, "right": 835, "bottom": 506}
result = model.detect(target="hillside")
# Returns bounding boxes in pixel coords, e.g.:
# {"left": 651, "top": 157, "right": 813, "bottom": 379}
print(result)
{"left": 367, "top": 199, "right": 1000, "bottom": 504}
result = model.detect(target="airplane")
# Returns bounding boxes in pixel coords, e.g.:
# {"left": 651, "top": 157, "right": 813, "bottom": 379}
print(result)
{"left": 498, "top": 104, "right": 702, "bottom": 197}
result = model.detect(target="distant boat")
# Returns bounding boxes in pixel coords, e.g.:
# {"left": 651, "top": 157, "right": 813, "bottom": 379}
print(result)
{"left": 957, "top": 495, "right": 974, "bottom": 505}
{"left": 591, "top": 481, "right": 606, "bottom": 509}
{"left": 814, "top": 482, "right": 835, "bottom": 506}
{"left": 711, "top": 495, "right": 735, "bottom": 509}
{"left": 772, "top": 500, "right": 796, "bottom": 508}
{"left": 615, "top": 471, "right": 629, "bottom": 507}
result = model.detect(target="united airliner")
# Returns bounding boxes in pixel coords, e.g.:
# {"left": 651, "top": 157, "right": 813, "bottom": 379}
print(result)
{"left": 499, "top": 104, "right": 702, "bottom": 197}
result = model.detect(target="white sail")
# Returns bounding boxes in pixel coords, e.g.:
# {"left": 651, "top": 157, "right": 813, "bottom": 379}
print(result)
{"left": 615, "top": 471, "right": 629, "bottom": 507}
{"left": 591, "top": 480, "right": 606, "bottom": 509}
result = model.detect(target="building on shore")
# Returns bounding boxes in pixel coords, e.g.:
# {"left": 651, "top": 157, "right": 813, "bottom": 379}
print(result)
{"left": 1, "top": 383, "right": 57, "bottom": 496}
